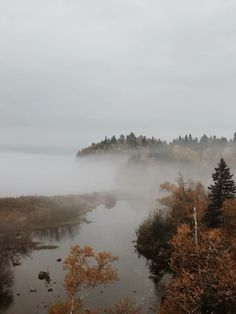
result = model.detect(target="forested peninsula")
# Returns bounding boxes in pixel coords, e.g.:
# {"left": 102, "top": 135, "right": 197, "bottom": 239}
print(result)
{"left": 77, "top": 132, "right": 236, "bottom": 164}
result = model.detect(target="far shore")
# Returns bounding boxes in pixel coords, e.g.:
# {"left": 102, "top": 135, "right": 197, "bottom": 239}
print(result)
{"left": 0, "top": 191, "right": 117, "bottom": 232}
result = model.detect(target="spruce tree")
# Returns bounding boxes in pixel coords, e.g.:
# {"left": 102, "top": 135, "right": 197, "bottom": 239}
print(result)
{"left": 204, "top": 158, "right": 236, "bottom": 228}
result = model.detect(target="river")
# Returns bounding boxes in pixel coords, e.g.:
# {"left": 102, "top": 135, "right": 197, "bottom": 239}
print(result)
{"left": 4, "top": 200, "right": 157, "bottom": 314}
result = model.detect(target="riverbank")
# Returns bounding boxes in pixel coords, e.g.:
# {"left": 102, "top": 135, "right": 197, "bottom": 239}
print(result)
{"left": 0, "top": 191, "right": 117, "bottom": 232}
{"left": 2, "top": 199, "right": 156, "bottom": 314}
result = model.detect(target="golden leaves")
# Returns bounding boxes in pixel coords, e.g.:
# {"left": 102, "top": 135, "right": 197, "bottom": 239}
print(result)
{"left": 64, "top": 245, "right": 118, "bottom": 297}
{"left": 49, "top": 245, "right": 118, "bottom": 314}
{"left": 105, "top": 298, "right": 142, "bottom": 314}
{"left": 159, "top": 224, "right": 236, "bottom": 313}
{"left": 159, "top": 180, "right": 208, "bottom": 222}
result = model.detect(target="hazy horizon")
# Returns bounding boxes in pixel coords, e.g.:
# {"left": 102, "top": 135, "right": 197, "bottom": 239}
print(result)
{"left": 1, "top": 130, "right": 236, "bottom": 156}
{"left": 1, "top": 1, "right": 236, "bottom": 154}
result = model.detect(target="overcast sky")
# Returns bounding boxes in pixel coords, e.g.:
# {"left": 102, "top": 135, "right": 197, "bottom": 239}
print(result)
{"left": 0, "top": 0, "right": 236, "bottom": 154}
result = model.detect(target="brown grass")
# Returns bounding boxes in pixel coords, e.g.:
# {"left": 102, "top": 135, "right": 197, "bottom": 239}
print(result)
{"left": 0, "top": 192, "right": 117, "bottom": 232}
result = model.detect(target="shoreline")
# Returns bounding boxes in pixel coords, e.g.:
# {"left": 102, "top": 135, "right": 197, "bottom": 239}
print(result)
{"left": 0, "top": 191, "right": 117, "bottom": 232}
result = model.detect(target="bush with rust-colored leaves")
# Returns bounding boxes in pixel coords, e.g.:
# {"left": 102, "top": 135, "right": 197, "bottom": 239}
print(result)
{"left": 105, "top": 298, "right": 141, "bottom": 314}
{"left": 49, "top": 245, "right": 118, "bottom": 314}
{"left": 158, "top": 225, "right": 236, "bottom": 314}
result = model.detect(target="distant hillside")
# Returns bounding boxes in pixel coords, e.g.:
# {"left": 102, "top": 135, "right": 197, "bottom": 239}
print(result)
{"left": 77, "top": 132, "right": 163, "bottom": 156}
{"left": 77, "top": 132, "right": 236, "bottom": 164}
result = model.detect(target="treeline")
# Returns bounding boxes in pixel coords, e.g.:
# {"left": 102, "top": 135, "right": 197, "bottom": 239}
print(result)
{"left": 136, "top": 158, "right": 236, "bottom": 313}
{"left": 77, "top": 132, "right": 161, "bottom": 156}
{"left": 77, "top": 132, "right": 236, "bottom": 163}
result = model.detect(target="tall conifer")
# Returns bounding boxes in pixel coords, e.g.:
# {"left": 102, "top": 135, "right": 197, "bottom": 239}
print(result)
{"left": 204, "top": 158, "right": 236, "bottom": 227}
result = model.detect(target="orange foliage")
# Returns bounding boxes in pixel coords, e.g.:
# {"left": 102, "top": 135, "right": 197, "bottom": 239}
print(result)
{"left": 49, "top": 245, "right": 118, "bottom": 314}
{"left": 153, "top": 177, "right": 236, "bottom": 313}
{"left": 223, "top": 198, "right": 236, "bottom": 236}
{"left": 104, "top": 298, "right": 142, "bottom": 314}
{"left": 64, "top": 245, "right": 118, "bottom": 297}
{"left": 158, "top": 225, "right": 236, "bottom": 313}
{"left": 48, "top": 301, "right": 81, "bottom": 314}
{"left": 159, "top": 179, "right": 208, "bottom": 223}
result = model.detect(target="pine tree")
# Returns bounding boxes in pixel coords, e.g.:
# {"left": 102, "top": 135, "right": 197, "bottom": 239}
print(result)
{"left": 204, "top": 158, "right": 236, "bottom": 228}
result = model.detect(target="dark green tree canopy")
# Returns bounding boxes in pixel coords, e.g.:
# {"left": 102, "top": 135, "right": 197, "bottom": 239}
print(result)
{"left": 205, "top": 158, "right": 236, "bottom": 228}
{"left": 209, "top": 158, "right": 236, "bottom": 205}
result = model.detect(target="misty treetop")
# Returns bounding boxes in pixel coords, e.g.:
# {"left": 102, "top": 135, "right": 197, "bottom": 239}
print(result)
{"left": 77, "top": 132, "right": 163, "bottom": 156}
{"left": 77, "top": 132, "right": 236, "bottom": 164}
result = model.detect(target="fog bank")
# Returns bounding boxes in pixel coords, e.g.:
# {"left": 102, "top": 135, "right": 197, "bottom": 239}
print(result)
{"left": 0, "top": 152, "right": 126, "bottom": 197}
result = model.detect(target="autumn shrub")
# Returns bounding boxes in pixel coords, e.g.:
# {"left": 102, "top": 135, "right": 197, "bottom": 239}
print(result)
{"left": 104, "top": 298, "right": 142, "bottom": 314}
{"left": 222, "top": 198, "right": 236, "bottom": 236}
{"left": 159, "top": 179, "right": 207, "bottom": 224}
{"left": 49, "top": 245, "right": 118, "bottom": 314}
{"left": 137, "top": 176, "right": 236, "bottom": 313}
{"left": 48, "top": 301, "right": 82, "bottom": 314}
{"left": 158, "top": 225, "right": 236, "bottom": 313}
{"left": 136, "top": 178, "right": 207, "bottom": 278}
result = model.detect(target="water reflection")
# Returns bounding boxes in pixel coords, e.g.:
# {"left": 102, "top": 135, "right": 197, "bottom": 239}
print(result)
{"left": 32, "top": 222, "right": 82, "bottom": 243}
{"left": 0, "top": 192, "right": 117, "bottom": 311}
{"left": 0, "top": 224, "right": 85, "bottom": 310}
{"left": 0, "top": 229, "right": 41, "bottom": 308}
{"left": 0, "top": 193, "right": 116, "bottom": 233}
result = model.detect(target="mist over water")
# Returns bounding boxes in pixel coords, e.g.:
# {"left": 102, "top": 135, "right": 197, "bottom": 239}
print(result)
{"left": 1, "top": 0, "right": 236, "bottom": 311}
{"left": 0, "top": 150, "right": 233, "bottom": 201}
{"left": 0, "top": 152, "right": 127, "bottom": 197}
{"left": 1, "top": 150, "right": 236, "bottom": 313}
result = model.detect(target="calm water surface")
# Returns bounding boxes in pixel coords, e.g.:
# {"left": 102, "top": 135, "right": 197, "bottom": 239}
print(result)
{"left": 6, "top": 201, "right": 157, "bottom": 314}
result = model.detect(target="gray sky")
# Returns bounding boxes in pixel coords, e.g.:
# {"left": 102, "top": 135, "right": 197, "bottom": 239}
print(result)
{"left": 1, "top": 0, "right": 236, "bottom": 154}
